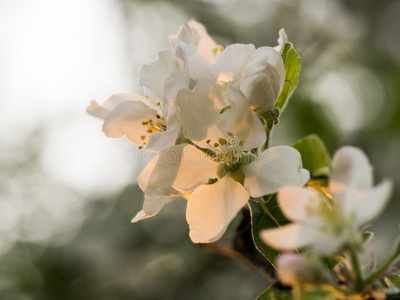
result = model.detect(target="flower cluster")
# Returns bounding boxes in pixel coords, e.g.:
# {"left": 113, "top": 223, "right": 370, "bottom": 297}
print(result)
{"left": 88, "top": 21, "right": 398, "bottom": 298}
{"left": 87, "top": 20, "right": 308, "bottom": 244}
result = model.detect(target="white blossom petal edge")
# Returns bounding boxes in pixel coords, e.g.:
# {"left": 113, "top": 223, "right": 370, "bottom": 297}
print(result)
{"left": 260, "top": 146, "right": 393, "bottom": 254}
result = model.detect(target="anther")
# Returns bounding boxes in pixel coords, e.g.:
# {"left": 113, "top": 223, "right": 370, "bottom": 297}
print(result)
{"left": 218, "top": 138, "right": 227, "bottom": 146}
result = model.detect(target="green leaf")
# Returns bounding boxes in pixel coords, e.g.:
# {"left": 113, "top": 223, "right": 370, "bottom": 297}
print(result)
{"left": 274, "top": 42, "right": 301, "bottom": 112}
{"left": 384, "top": 275, "right": 400, "bottom": 297}
{"left": 361, "top": 231, "right": 374, "bottom": 246}
{"left": 321, "top": 256, "right": 341, "bottom": 270}
{"left": 292, "top": 134, "right": 331, "bottom": 178}
{"left": 257, "top": 284, "right": 338, "bottom": 300}
{"left": 257, "top": 285, "right": 292, "bottom": 300}
{"left": 249, "top": 196, "right": 290, "bottom": 266}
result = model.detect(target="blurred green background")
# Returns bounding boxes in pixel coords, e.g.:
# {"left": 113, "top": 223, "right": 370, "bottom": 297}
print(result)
{"left": 1, "top": 0, "right": 399, "bottom": 299}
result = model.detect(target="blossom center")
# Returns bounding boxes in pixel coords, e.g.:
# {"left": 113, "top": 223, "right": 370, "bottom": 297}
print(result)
{"left": 139, "top": 113, "right": 166, "bottom": 149}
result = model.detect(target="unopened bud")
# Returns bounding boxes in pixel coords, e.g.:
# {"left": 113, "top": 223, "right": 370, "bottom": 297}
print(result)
{"left": 277, "top": 254, "right": 325, "bottom": 286}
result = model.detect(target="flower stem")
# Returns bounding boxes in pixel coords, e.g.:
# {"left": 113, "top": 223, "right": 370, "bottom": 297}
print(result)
{"left": 365, "top": 243, "right": 400, "bottom": 286}
{"left": 347, "top": 245, "right": 364, "bottom": 293}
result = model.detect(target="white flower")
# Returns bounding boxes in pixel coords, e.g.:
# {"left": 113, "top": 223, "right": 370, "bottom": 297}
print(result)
{"left": 87, "top": 47, "right": 188, "bottom": 151}
{"left": 261, "top": 146, "right": 393, "bottom": 254}
{"left": 210, "top": 37, "right": 285, "bottom": 114}
{"left": 169, "top": 19, "right": 223, "bottom": 80}
{"left": 135, "top": 81, "right": 309, "bottom": 243}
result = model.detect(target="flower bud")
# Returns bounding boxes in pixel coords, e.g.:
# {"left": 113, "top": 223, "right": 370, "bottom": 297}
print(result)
{"left": 240, "top": 64, "right": 281, "bottom": 114}
{"left": 239, "top": 47, "right": 285, "bottom": 114}
{"left": 277, "top": 254, "right": 324, "bottom": 286}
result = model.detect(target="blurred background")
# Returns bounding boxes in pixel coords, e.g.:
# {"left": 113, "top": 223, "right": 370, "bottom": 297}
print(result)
{"left": 1, "top": 0, "right": 399, "bottom": 299}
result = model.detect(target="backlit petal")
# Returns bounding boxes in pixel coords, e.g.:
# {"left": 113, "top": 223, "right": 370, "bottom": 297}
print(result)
{"left": 139, "top": 144, "right": 219, "bottom": 197}
{"left": 243, "top": 146, "right": 307, "bottom": 197}
{"left": 278, "top": 186, "right": 321, "bottom": 222}
{"left": 329, "top": 146, "right": 373, "bottom": 195}
{"left": 131, "top": 195, "right": 172, "bottom": 223}
{"left": 217, "top": 85, "right": 266, "bottom": 149}
{"left": 260, "top": 223, "right": 319, "bottom": 250}
{"left": 176, "top": 79, "right": 229, "bottom": 148}
{"left": 186, "top": 175, "right": 249, "bottom": 243}
{"left": 102, "top": 100, "right": 159, "bottom": 145}
{"left": 139, "top": 49, "right": 176, "bottom": 101}
{"left": 211, "top": 43, "right": 255, "bottom": 83}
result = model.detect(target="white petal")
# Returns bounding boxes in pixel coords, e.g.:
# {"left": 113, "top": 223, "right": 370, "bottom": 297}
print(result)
{"left": 217, "top": 85, "right": 266, "bottom": 149}
{"left": 329, "top": 146, "right": 373, "bottom": 195}
{"left": 260, "top": 223, "right": 320, "bottom": 251}
{"left": 102, "top": 100, "right": 159, "bottom": 145}
{"left": 131, "top": 195, "right": 172, "bottom": 223}
{"left": 146, "top": 100, "right": 181, "bottom": 151}
{"left": 211, "top": 43, "right": 255, "bottom": 83}
{"left": 176, "top": 79, "right": 229, "bottom": 148}
{"left": 169, "top": 21, "right": 215, "bottom": 80}
{"left": 186, "top": 176, "right": 249, "bottom": 243}
{"left": 163, "top": 46, "right": 189, "bottom": 113}
{"left": 240, "top": 64, "right": 281, "bottom": 113}
{"left": 169, "top": 20, "right": 218, "bottom": 64}
{"left": 138, "top": 144, "right": 219, "bottom": 197}
{"left": 246, "top": 46, "right": 285, "bottom": 93}
{"left": 273, "top": 28, "right": 288, "bottom": 53}
{"left": 243, "top": 146, "right": 307, "bottom": 197}
{"left": 354, "top": 179, "right": 393, "bottom": 226}
{"left": 139, "top": 49, "right": 176, "bottom": 101}
{"left": 87, "top": 93, "right": 148, "bottom": 119}
{"left": 278, "top": 186, "right": 321, "bottom": 222}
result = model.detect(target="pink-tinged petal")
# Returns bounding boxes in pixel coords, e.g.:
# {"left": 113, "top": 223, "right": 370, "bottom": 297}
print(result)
{"left": 260, "top": 223, "right": 319, "bottom": 250}
{"left": 217, "top": 85, "right": 266, "bottom": 149}
{"left": 329, "top": 146, "right": 373, "bottom": 195}
{"left": 243, "top": 146, "right": 307, "bottom": 197}
{"left": 131, "top": 195, "right": 172, "bottom": 223}
{"left": 278, "top": 186, "right": 321, "bottom": 222}
{"left": 186, "top": 176, "right": 249, "bottom": 243}
{"left": 138, "top": 144, "right": 219, "bottom": 197}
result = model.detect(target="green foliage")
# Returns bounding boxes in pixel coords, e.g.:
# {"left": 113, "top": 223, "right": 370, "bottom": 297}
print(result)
{"left": 257, "top": 284, "right": 338, "bottom": 300}
{"left": 361, "top": 231, "right": 374, "bottom": 246}
{"left": 257, "top": 285, "right": 292, "bottom": 300}
{"left": 320, "top": 256, "right": 340, "bottom": 270}
{"left": 248, "top": 196, "right": 290, "bottom": 267}
{"left": 274, "top": 42, "right": 301, "bottom": 112}
{"left": 384, "top": 275, "right": 400, "bottom": 297}
{"left": 292, "top": 134, "right": 331, "bottom": 178}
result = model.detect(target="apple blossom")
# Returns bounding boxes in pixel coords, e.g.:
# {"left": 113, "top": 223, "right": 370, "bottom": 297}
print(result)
{"left": 135, "top": 81, "right": 309, "bottom": 243}
{"left": 260, "top": 146, "right": 393, "bottom": 254}
{"left": 86, "top": 47, "right": 188, "bottom": 151}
